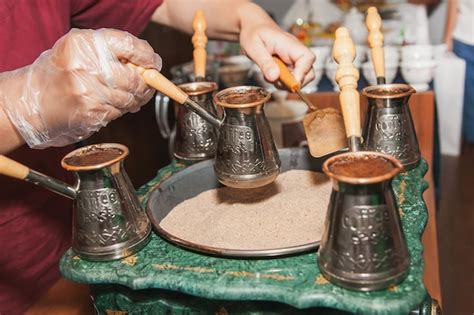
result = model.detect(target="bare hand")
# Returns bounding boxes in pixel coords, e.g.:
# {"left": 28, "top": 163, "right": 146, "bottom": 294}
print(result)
{"left": 238, "top": 3, "right": 315, "bottom": 87}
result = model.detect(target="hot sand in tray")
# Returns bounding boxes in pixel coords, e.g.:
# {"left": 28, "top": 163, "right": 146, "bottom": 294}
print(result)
{"left": 159, "top": 169, "right": 332, "bottom": 250}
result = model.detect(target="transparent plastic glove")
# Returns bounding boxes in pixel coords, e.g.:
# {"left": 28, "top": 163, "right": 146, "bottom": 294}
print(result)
{"left": 0, "top": 28, "right": 162, "bottom": 149}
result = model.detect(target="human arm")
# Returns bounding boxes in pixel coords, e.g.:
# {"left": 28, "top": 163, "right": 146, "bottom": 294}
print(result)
{"left": 0, "top": 28, "right": 161, "bottom": 154}
{"left": 152, "top": 0, "right": 315, "bottom": 85}
{"left": 444, "top": 0, "right": 458, "bottom": 51}
{"left": 0, "top": 104, "right": 23, "bottom": 154}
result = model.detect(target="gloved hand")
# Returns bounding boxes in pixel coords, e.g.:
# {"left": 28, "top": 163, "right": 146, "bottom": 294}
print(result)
{"left": 0, "top": 28, "right": 161, "bottom": 149}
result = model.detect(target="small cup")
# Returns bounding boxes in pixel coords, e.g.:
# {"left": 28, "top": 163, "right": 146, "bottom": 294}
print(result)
{"left": 367, "top": 45, "right": 400, "bottom": 65}
{"left": 362, "top": 61, "right": 398, "bottom": 85}
{"left": 265, "top": 99, "right": 308, "bottom": 148}
{"left": 310, "top": 46, "right": 331, "bottom": 68}
{"left": 401, "top": 60, "right": 436, "bottom": 91}
{"left": 401, "top": 44, "right": 433, "bottom": 62}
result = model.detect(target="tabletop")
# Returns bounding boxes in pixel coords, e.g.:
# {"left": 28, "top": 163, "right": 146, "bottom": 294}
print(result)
{"left": 60, "top": 158, "right": 430, "bottom": 315}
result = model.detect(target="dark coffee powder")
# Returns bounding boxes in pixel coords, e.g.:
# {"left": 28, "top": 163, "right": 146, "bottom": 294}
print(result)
{"left": 368, "top": 87, "right": 411, "bottom": 96}
{"left": 329, "top": 155, "right": 395, "bottom": 178}
{"left": 220, "top": 90, "right": 266, "bottom": 104}
{"left": 64, "top": 146, "right": 123, "bottom": 167}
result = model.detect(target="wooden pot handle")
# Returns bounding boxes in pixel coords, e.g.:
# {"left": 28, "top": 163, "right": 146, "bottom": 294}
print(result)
{"left": 366, "top": 6, "right": 385, "bottom": 82}
{"left": 129, "top": 64, "right": 188, "bottom": 105}
{"left": 192, "top": 9, "right": 208, "bottom": 80}
{"left": 272, "top": 56, "right": 300, "bottom": 92}
{"left": 0, "top": 155, "right": 29, "bottom": 180}
{"left": 333, "top": 27, "right": 361, "bottom": 140}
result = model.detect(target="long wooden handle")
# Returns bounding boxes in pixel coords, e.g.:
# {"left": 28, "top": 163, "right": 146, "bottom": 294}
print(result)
{"left": 192, "top": 9, "right": 208, "bottom": 80}
{"left": 129, "top": 64, "right": 189, "bottom": 105}
{"left": 366, "top": 6, "right": 385, "bottom": 82}
{"left": 333, "top": 27, "right": 361, "bottom": 140}
{"left": 272, "top": 56, "right": 300, "bottom": 92}
{"left": 273, "top": 57, "right": 317, "bottom": 109}
{"left": 0, "top": 155, "right": 30, "bottom": 180}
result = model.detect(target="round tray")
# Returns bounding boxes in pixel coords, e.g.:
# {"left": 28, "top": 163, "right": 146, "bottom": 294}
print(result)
{"left": 146, "top": 148, "right": 333, "bottom": 258}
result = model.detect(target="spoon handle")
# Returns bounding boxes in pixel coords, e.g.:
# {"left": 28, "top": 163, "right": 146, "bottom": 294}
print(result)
{"left": 0, "top": 155, "right": 76, "bottom": 199}
{"left": 366, "top": 6, "right": 386, "bottom": 84}
{"left": 333, "top": 27, "right": 362, "bottom": 151}
{"left": 129, "top": 64, "right": 189, "bottom": 105}
{"left": 192, "top": 9, "right": 208, "bottom": 81}
{"left": 0, "top": 154, "right": 29, "bottom": 180}
{"left": 273, "top": 56, "right": 317, "bottom": 110}
{"left": 272, "top": 56, "right": 300, "bottom": 92}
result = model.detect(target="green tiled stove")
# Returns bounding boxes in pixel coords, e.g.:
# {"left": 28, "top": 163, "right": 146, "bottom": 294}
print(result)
{"left": 60, "top": 149, "right": 435, "bottom": 314}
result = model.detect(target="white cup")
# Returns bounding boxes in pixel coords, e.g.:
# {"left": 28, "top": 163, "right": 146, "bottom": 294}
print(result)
{"left": 355, "top": 45, "right": 368, "bottom": 65}
{"left": 310, "top": 46, "right": 331, "bottom": 68}
{"left": 401, "top": 45, "right": 433, "bottom": 62}
{"left": 401, "top": 59, "right": 436, "bottom": 91}
{"left": 362, "top": 61, "right": 398, "bottom": 85}
{"left": 264, "top": 99, "right": 308, "bottom": 148}
{"left": 367, "top": 45, "right": 400, "bottom": 65}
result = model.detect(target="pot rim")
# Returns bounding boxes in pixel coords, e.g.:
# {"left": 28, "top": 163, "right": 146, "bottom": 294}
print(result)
{"left": 322, "top": 151, "right": 404, "bottom": 185}
{"left": 362, "top": 83, "right": 415, "bottom": 99}
{"left": 213, "top": 85, "right": 271, "bottom": 109}
{"left": 178, "top": 81, "right": 218, "bottom": 96}
{"left": 61, "top": 143, "right": 129, "bottom": 171}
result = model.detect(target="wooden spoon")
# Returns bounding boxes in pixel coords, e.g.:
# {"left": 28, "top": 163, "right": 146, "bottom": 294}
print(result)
{"left": 192, "top": 9, "right": 207, "bottom": 81}
{"left": 333, "top": 27, "right": 362, "bottom": 152}
{"left": 272, "top": 56, "right": 347, "bottom": 158}
{"left": 366, "top": 6, "right": 386, "bottom": 85}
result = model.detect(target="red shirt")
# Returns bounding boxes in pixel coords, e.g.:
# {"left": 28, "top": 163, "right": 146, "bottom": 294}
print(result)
{"left": 0, "top": 1, "right": 162, "bottom": 313}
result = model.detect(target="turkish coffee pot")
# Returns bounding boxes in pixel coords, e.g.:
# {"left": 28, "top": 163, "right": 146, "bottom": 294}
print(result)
{"left": 155, "top": 9, "right": 220, "bottom": 161}
{"left": 0, "top": 143, "right": 151, "bottom": 261}
{"left": 158, "top": 81, "right": 219, "bottom": 161}
{"left": 212, "top": 86, "right": 280, "bottom": 188}
{"left": 134, "top": 61, "right": 280, "bottom": 188}
{"left": 318, "top": 28, "right": 410, "bottom": 291}
{"left": 363, "top": 7, "right": 421, "bottom": 170}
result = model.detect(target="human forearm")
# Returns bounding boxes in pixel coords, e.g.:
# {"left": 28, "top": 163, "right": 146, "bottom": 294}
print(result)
{"left": 0, "top": 29, "right": 162, "bottom": 152}
{"left": 0, "top": 111, "right": 24, "bottom": 154}
{"left": 444, "top": 0, "right": 458, "bottom": 50}
{"left": 152, "top": 0, "right": 265, "bottom": 41}
{"left": 152, "top": 0, "right": 315, "bottom": 86}
{"left": 0, "top": 72, "right": 25, "bottom": 154}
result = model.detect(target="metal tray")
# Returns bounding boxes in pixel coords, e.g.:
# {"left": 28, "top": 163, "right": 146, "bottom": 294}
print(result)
{"left": 146, "top": 148, "right": 334, "bottom": 258}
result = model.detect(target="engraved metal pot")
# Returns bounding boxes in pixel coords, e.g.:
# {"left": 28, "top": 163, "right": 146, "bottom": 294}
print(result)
{"left": 180, "top": 85, "right": 281, "bottom": 188}
{"left": 212, "top": 86, "right": 281, "bottom": 188}
{"left": 0, "top": 143, "right": 151, "bottom": 261}
{"left": 155, "top": 82, "right": 219, "bottom": 161}
{"left": 362, "top": 84, "right": 421, "bottom": 170}
{"left": 318, "top": 151, "right": 410, "bottom": 291}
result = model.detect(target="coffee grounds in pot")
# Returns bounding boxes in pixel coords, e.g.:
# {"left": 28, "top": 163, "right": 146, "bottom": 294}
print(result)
{"left": 64, "top": 146, "right": 123, "bottom": 167}
{"left": 219, "top": 89, "right": 266, "bottom": 105}
{"left": 329, "top": 155, "right": 395, "bottom": 178}
{"left": 159, "top": 170, "right": 331, "bottom": 250}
